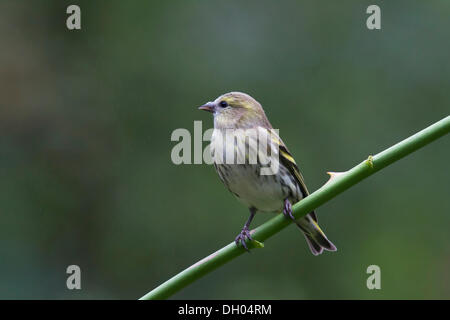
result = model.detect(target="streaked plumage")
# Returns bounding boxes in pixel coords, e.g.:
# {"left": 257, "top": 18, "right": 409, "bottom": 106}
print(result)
{"left": 199, "top": 92, "right": 336, "bottom": 255}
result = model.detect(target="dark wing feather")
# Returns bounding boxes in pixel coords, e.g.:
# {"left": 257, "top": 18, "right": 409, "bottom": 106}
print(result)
{"left": 278, "top": 144, "right": 318, "bottom": 222}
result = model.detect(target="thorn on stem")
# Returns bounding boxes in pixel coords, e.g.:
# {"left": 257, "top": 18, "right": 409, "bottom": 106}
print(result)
{"left": 324, "top": 171, "right": 346, "bottom": 186}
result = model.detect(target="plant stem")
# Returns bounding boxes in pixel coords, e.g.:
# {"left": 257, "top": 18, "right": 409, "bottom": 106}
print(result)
{"left": 140, "top": 116, "right": 450, "bottom": 300}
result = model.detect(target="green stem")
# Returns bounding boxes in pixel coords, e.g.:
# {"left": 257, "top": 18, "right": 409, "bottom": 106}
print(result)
{"left": 140, "top": 116, "right": 450, "bottom": 300}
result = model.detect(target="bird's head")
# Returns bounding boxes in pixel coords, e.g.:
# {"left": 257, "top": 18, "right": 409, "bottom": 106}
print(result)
{"left": 198, "top": 92, "right": 271, "bottom": 129}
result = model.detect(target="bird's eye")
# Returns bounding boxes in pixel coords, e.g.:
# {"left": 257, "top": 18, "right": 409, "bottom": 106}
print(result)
{"left": 219, "top": 101, "right": 228, "bottom": 108}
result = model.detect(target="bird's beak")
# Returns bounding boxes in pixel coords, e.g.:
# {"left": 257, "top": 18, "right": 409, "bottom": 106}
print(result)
{"left": 198, "top": 102, "right": 215, "bottom": 113}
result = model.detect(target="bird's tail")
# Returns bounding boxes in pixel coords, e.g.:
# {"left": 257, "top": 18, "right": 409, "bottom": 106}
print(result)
{"left": 296, "top": 213, "right": 337, "bottom": 256}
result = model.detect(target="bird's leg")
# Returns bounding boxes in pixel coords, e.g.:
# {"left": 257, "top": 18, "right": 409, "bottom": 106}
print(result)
{"left": 235, "top": 208, "right": 256, "bottom": 252}
{"left": 283, "top": 198, "right": 296, "bottom": 221}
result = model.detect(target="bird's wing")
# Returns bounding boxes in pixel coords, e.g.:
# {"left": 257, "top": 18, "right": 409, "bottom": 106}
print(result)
{"left": 273, "top": 135, "right": 318, "bottom": 222}
{"left": 278, "top": 144, "right": 309, "bottom": 197}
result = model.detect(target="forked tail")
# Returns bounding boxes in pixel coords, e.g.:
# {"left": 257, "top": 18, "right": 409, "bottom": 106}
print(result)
{"left": 296, "top": 212, "right": 337, "bottom": 256}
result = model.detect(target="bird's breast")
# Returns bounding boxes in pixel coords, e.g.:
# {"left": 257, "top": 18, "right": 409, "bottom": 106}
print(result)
{"left": 210, "top": 129, "right": 302, "bottom": 212}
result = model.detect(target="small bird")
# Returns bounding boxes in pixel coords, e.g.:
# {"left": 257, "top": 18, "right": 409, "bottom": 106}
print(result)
{"left": 199, "top": 92, "right": 336, "bottom": 255}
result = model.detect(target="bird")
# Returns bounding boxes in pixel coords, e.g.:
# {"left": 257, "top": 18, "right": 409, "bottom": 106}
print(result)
{"left": 198, "top": 92, "right": 336, "bottom": 255}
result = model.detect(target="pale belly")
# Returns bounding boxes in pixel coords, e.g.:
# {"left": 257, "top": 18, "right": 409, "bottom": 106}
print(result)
{"left": 215, "top": 163, "right": 302, "bottom": 213}
{"left": 210, "top": 126, "right": 302, "bottom": 212}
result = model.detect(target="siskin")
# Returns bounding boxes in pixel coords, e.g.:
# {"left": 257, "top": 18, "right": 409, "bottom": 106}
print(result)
{"left": 199, "top": 92, "right": 336, "bottom": 255}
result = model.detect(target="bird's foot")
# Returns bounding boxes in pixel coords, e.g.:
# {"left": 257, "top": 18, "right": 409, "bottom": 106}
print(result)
{"left": 234, "top": 227, "right": 253, "bottom": 252}
{"left": 283, "top": 198, "right": 295, "bottom": 221}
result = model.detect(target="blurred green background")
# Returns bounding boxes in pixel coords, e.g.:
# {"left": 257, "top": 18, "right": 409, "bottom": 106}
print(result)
{"left": 0, "top": 0, "right": 449, "bottom": 299}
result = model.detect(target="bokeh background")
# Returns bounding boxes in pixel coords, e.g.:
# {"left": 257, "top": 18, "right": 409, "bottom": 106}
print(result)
{"left": 0, "top": 0, "right": 449, "bottom": 299}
